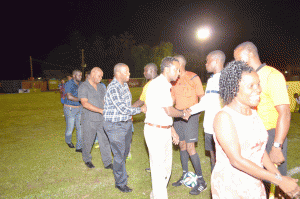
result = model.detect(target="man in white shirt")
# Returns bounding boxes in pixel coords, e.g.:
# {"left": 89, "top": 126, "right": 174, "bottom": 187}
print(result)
{"left": 203, "top": 50, "right": 225, "bottom": 172}
{"left": 144, "top": 56, "right": 190, "bottom": 199}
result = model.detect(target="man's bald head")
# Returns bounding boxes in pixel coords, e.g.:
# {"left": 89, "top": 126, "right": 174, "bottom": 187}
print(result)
{"left": 144, "top": 63, "right": 158, "bottom": 80}
{"left": 91, "top": 67, "right": 103, "bottom": 75}
{"left": 89, "top": 67, "right": 103, "bottom": 84}
{"left": 234, "top": 41, "right": 259, "bottom": 62}
{"left": 207, "top": 50, "right": 226, "bottom": 65}
{"left": 114, "top": 63, "right": 127, "bottom": 75}
{"left": 173, "top": 55, "right": 187, "bottom": 68}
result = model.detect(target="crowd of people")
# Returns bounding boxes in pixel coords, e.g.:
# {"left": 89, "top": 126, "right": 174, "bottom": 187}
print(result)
{"left": 57, "top": 41, "right": 300, "bottom": 199}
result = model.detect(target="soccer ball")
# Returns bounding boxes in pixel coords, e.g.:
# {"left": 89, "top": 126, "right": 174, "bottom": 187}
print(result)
{"left": 182, "top": 171, "right": 197, "bottom": 188}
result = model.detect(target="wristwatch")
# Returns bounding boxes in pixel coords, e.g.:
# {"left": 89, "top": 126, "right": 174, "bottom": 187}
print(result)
{"left": 275, "top": 173, "right": 282, "bottom": 182}
{"left": 273, "top": 142, "right": 282, "bottom": 148}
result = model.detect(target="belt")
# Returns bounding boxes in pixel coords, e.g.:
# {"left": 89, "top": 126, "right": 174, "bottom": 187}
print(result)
{"left": 145, "top": 123, "right": 172, "bottom": 129}
{"left": 206, "top": 90, "right": 219, "bottom": 94}
{"left": 64, "top": 104, "right": 82, "bottom": 108}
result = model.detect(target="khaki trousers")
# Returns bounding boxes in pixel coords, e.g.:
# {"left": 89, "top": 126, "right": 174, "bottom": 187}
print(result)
{"left": 144, "top": 124, "right": 172, "bottom": 199}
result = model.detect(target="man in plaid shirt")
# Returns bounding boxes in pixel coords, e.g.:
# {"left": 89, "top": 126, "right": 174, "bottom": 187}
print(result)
{"left": 104, "top": 63, "right": 146, "bottom": 193}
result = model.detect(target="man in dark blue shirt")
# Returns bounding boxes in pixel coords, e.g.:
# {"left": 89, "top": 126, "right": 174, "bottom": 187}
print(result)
{"left": 64, "top": 70, "right": 83, "bottom": 152}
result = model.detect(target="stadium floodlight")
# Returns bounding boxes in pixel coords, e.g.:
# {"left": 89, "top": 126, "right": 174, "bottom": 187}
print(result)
{"left": 197, "top": 28, "right": 210, "bottom": 40}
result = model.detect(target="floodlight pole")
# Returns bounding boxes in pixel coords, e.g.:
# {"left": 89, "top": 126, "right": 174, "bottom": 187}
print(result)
{"left": 30, "top": 56, "right": 33, "bottom": 79}
{"left": 81, "top": 49, "right": 86, "bottom": 79}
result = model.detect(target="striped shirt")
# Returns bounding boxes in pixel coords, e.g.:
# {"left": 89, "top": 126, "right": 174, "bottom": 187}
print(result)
{"left": 104, "top": 78, "right": 141, "bottom": 122}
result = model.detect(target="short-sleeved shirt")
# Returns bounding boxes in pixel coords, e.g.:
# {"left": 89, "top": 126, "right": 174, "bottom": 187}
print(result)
{"left": 78, "top": 80, "right": 106, "bottom": 122}
{"left": 139, "top": 80, "right": 152, "bottom": 102}
{"left": 64, "top": 79, "right": 82, "bottom": 106}
{"left": 257, "top": 65, "right": 290, "bottom": 130}
{"left": 104, "top": 78, "right": 141, "bottom": 122}
{"left": 145, "top": 74, "right": 173, "bottom": 126}
{"left": 203, "top": 73, "right": 222, "bottom": 134}
{"left": 171, "top": 71, "right": 204, "bottom": 110}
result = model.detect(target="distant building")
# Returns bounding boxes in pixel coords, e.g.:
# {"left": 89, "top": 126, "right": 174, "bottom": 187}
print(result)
{"left": 43, "top": 70, "right": 67, "bottom": 80}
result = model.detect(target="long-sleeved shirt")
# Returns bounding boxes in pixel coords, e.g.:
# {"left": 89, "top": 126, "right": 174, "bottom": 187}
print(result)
{"left": 103, "top": 78, "right": 141, "bottom": 122}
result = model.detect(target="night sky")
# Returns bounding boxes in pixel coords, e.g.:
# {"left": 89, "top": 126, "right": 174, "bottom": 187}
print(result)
{"left": 4, "top": 0, "right": 300, "bottom": 81}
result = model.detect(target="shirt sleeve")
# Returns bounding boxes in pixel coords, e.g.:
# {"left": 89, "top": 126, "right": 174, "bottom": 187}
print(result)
{"left": 267, "top": 72, "right": 290, "bottom": 106}
{"left": 78, "top": 84, "right": 88, "bottom": 101}
{"left": 139, "top": 81, "right": 150, "bottom": 102}
{"left": 65, "top": 81, "right": 72, "bottom": 94}
{"left": 107, "top": 86, "right": 141, "bottom": 115}
{"left": 193, "top": 75, "right": 204, "bottom": 97}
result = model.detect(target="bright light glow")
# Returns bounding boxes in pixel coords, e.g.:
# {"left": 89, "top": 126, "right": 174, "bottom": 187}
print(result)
{"left": 197, "top": 28, "right": 210, "bottom": 40}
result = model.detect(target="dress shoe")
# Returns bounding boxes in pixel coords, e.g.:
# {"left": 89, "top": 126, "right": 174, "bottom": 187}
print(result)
{"left": 85, "top": 162, "right": 95, "bottom": 168}
{"left": 115, "top": 185, "right": 132, "bottom": 193}
{"left": 105, "top": 164, "right": 113, "bottom": 170}
{"left": 67, "top": 143, "right": 75, "bottom": 148}
{"left": 75, "top": 148, "right": 82, "bottom": 153}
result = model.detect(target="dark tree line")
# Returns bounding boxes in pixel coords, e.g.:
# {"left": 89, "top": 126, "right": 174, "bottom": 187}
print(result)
{"left": 43, "top": 31, "right": 173, "bottom": 79}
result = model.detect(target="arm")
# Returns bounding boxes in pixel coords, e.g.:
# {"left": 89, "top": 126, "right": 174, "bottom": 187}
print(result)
{"left": 269, "top": 104, "right": 290, "bottom": 165}
{"left": 171, "top": 126, "right": 179, "bottom": 145}
{"left": 213, "top": 111, "right": 299, "bottom": 197}
{"left": 66, "top": 93, "right": 80, "bottom": 102}
{"left": 132, "top": 100, "right": 144, "bottom": 107}
{"left": 163, "top": 106, "right": 189, "bottom": 118}
{"left": 81, "top": 98, "right": 103, "bottom": 114}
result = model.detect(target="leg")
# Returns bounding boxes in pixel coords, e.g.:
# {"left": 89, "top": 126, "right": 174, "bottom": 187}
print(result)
{"left": 144, "top": 125, "right": 170, "bottom": 199}
{"left": 172, "top": 118, "right": 189, "bottom": 186}
{"left": 104, "top": 121, "right": 130, "bottom": 187}
{"left": 96, "top": 123, "right": 112, "bottom": 167}
{"left": 205, "top": 133, "right": 216, "bottom": 172}
{"left": 82, "top": 120, "right": 97, "bottom": 163}
{"left": 74, "top": 107, "right": 82, "bottom": 150}
{"left": 64, "top": 106, "right": 75, "bottom": 145}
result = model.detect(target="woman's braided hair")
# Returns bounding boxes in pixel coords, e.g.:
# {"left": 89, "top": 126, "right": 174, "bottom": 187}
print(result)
{"left": 219, "top": 60, "right": 254, "bottom": 105}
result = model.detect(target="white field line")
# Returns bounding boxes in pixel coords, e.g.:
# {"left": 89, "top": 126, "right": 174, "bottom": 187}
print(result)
{"left": 287, "top": 166, "right": 300, "bottom": 177}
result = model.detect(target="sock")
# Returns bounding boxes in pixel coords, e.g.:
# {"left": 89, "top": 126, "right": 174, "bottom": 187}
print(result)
{"left": 180, "top": 150, "right": 189, "bottom": 175}
{"left": 190, "top": 153, "right": 204, "bottom": 178}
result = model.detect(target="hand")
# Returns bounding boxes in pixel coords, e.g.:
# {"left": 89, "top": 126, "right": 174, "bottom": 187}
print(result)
{"left": 171, "top": 127, "right": 179, "bottom": 145}
{"left": 141, "top": 104, "right": 147, "bottom": 113}
{"left": 278, "top": 176, "right": 300, "bottom": 198}
{"left": 182, "top": 109, "right": 191, "bottom": 120}
{"left": 269, "top": 147, "right": 285, "bottom": 165}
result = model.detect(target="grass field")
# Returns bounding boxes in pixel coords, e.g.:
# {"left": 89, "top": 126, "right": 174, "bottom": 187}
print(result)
{"left": 0, "top": 88, "right": 299, "bottom": 199}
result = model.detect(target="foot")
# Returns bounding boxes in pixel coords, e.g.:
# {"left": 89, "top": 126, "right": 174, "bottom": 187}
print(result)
{"left": 115, "top": 185, "right": 132, "bottom": 193}
{"left": 172, "top": 174, "right": 185, "bottom": 187}
{"left": 67, "top": 143, "right": 75, "bottom": 148}
{"left": 85, "top": 162, "right": 95, "bottom": 168}
{"left": 189, "top": 177, "right": 207, "bottom": 195}
{"left": 145, "top": 168, "right": 151, "bottom": 172}
{"left": 75, "top": 148, "right": 82, "bottom": 153}
{"left": 105, "top": 164, "right": 113, "bottom": 170}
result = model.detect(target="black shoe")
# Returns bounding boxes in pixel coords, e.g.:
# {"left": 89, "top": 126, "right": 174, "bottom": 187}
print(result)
{"left": 105, "top": 164, "right": 113, "bottom": 170}
{"left": 189, "top": 177, "right": 207, "bottom": 195}
{"left": 75, "top": 148, "right": 82, "bottom": 153}
{"left": 67, "top": 143, "right": 75, "bottom": 148}
{"left": 145, "top": 168, "right": 151, "bottom": 172}
{"left": 172, "top": 174, "right": 185, "bottom": 187}
{"left": 85, "top": 162, "right": 95, "bottom": 168}
{"left": 115, "top": 185, "right": 132, "bottom": 193}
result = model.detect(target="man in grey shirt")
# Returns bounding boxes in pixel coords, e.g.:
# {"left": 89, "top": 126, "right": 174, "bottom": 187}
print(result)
{"left": 78, "top": 67, "right": 113, "bottom": 169}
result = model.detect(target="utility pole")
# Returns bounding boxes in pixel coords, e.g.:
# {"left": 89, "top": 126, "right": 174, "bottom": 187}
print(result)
{"left": 30, "top": 56, "right": 33, "bottom": 80}
{"left": 81, "top": 49, "right": 86, "bottom": 79}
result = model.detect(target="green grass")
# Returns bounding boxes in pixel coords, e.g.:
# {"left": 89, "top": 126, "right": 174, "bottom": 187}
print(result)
{"left": 0, "top": 89, "right": 299, "bottom": 198}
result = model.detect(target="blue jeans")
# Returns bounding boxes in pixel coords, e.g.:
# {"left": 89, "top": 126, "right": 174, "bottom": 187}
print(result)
{"left": 104, "top": 120, "right": 132, "bottom": 187}
{"left": 64, "top": 106, "right": 82, "bottom": 149}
